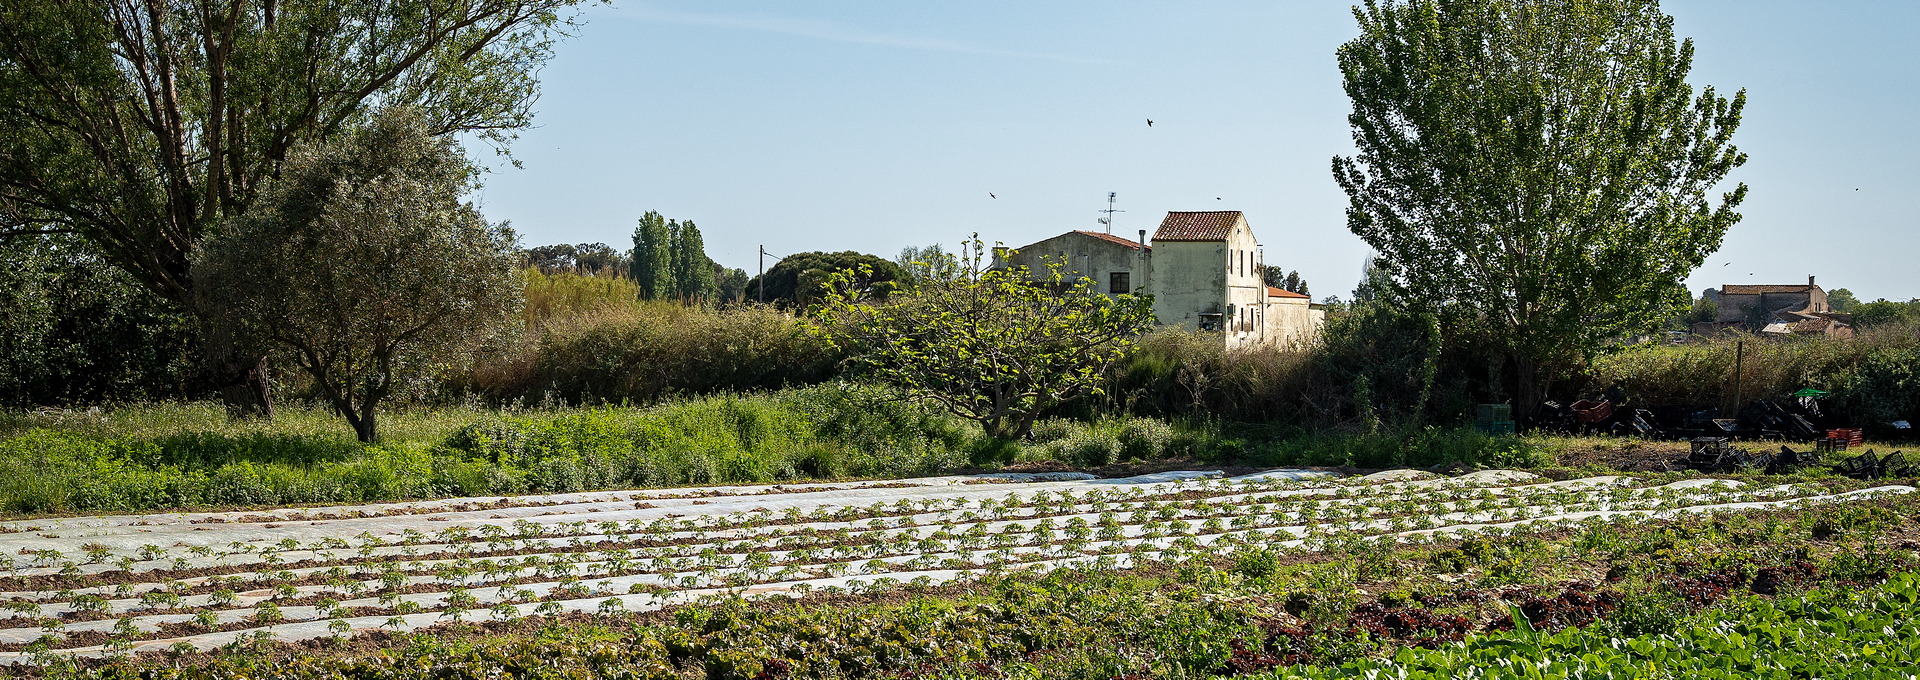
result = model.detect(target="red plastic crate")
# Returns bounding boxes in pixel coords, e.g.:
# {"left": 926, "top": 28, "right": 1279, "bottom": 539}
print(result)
{"left": 1827, "top": 428, "right": 1865, "bottom": 446}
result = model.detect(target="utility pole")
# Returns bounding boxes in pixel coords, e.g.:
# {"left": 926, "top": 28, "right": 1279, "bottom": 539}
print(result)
{"left": 1097, "top": 192, "right": 1123, "bottom": 234}
{"left": 757, "top": 246, "right": 787, "bottom": 304}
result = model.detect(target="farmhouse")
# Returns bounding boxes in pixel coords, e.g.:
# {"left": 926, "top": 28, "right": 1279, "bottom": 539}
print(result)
{"left": 997, "top": 210, "right": 1324, "bottom": 348}
{"left": 1699, "top": 276, "right": 1854, "bottom": 338}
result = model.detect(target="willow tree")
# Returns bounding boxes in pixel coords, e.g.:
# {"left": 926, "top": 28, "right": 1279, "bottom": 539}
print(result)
{"left": 1332, "top": 0, "right": 1747, "bottom": 416}
{"left": 0, "top": 0, "right": 586, "bottom": 415}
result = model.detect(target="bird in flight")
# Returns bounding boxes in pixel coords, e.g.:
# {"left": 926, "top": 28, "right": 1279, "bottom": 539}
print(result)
{"left": 1146, "top": 118, "right": 1154, "bottom": 127}
{"left": 1215, "top": 197, "right": 1221, "bottom": 201}
{"left": 989, "top": 193, "right": 996, "bottom": 199}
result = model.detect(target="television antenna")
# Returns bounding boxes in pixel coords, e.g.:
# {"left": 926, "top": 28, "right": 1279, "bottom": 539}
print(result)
{"left": 1096, "top": 192, "right": 1123, "bottom": 234}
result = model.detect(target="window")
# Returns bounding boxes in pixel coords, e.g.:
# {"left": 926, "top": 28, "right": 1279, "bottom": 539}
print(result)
{"left": 1109, "top": 271, "right": 1130, "bottom": 293}
{"left": 1198, "top": 313, "right": 1222, "bottom": 331}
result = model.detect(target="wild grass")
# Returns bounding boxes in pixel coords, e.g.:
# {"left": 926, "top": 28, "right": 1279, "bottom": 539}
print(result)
{"left": 0, "top": 391, "right": 1574, "bottom": 517}
{"left": 1589, "top": 323, "right": 1920, "bottom": 409}
{"left": 0, "top": 385, "right": 970, "bottom": 516}
{"left": 518, "top": 268, "right": 645, "bottom": 325}
{"left": 465, "top": 269, "right": 842, "bottom": 405}
{"left": 1588, "top": 323, "right": 1920, "bottom": 439}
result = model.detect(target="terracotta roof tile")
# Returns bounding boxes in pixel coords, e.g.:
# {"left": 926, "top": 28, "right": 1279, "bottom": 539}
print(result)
{"left": 1267, "top": 287, "right": 1309, "bottom": 299}
{"left": 1070, "top": 230, "right": 1146, "bottom": 249}
{"left": 1153, "top": 211, "right": 1242, "bottom": 241}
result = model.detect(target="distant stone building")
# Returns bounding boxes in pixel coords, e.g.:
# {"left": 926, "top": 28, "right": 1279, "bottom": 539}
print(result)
{"left": 1698, "top": 276, "right": 1853, "bottom": 338}
{"left": 1716, "top": 277, "right": 1831, "bottom": 324}
{"left": 997, "top": 210, "right": 1324, "bottom": 348}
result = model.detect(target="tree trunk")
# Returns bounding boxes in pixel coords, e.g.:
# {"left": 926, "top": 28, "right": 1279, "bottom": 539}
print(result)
{"left": 351, "top": 408, "right": 377, "bottom": 443}
{"left": 211, "top": 349, "right": 273, "bottom": 419}
{"left": 194, "top": 293, "right": 273, "bottom": 419}
{"left": 1513, "top": 354, "right": 1542, "bottom": 427}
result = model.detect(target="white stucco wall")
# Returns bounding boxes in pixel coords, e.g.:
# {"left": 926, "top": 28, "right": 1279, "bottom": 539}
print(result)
{"left": 1151, "top": 215, "right": 1271, "bottom": 348}
{"left": 998, "top": 232, "right": 1150, "bottom": 297}
{"left": 1263, "top": 296, "right": 1323, "bottom": 348}
{"left": 1000, "top": 214, "right": 1324, "bottom": 350}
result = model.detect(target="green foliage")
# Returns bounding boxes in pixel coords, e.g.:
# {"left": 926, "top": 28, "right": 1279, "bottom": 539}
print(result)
{"left": 1825, "top": 287, "right": 1860, "bottom": 313}
{"left": 1853, "top": 299, "right": 1920, "bottom": 329}
{"left": 816, "top": 240, "right": 1155, "bottom": 440}
{"left": 1024, "top": 417, "right": 1176, "bottom": 467}
{"left": 1588, "top": 327, "right": 1920, "bottom": 420}
{"left": 195, "top": 109, "right": 522, "bottom": 442}
{"left": 749, "top": 251, "right": 907, "bottom": 307}
{"left": 630, "top": 212, "right": 720, "bottom": 302}
{"left": 1832, "top": 345, "right": 1920, "bottom": 435}
{"left": 1260, "top": 264, "right": 1310, "bottom": 297}
{"left": 671, "top": 220, "right": 718, "bottom": 302}
{"left": 1334, "top": 0, "right": 1748, "bottom": 410}
{"left": 0, "top": 235, "right": 200, "bottom": 407}
{"left": 895, "top": 243, "right": 961, "bottom": 285}
{"left": 523, "top": 242, "right": 628, "bottom": 276}
{"left": 1257, "top": 574, "right": 1920, "bottom": 678}
{"left": 0, "top": 0, "right": 586, "bottom": 419}
{"left": 0, "top": 386, "right": 971, "bottom": 515}
{"left": 1109, "top": 305, "right": 1451, "bottom": 432}
{"left": 716, "top": 266, "right": 750, "bottom": 304}
{"left": 631, "top": 211, "right": 675, "bottom": 301}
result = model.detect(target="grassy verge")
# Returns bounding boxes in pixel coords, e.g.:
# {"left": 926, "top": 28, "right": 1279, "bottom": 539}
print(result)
{"left": 14, "top": 387, "right": 1889, "bottom": 518}
{"left": 49, "top": 482, "right": 1920, "bottom": 679}
{"left": 0, "top": 392, "right": 1558, "bottom": 518}
{"left": 0, "top": 385, "right": 971, "bottom": 515}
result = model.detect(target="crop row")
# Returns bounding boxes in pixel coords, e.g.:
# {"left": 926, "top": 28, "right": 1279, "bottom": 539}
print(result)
{"left": 1, "top": 469, "right": 1909, "bottom": 663}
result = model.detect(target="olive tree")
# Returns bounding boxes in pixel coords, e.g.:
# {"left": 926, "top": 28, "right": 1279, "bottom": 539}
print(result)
{"left": 1333, "top": 0, "right": 1747, "bottom": 416}
{"left": 0, "top": 0, "right": 585, "bottom": 415}
{"left": 195, "top": 110, "right": 520, "bottom": 442}
{"left": 814, "top": 239, "right": 1154, "bottom": 440}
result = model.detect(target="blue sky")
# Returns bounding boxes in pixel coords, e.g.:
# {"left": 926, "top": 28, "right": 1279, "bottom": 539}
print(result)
{"left": 472, "top": 1, "right": 1920, "bottom": 302}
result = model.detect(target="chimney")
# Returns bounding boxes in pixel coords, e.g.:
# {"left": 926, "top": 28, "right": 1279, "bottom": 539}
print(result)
{"left": 1137, "top": 229, "right": 1146, "bottom": 252}
{"left": 1809, "top": 275, "right": 1816, "bottom": 287}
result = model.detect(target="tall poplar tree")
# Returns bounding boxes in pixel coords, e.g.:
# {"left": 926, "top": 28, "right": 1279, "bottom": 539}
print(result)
{"left": 1332, "top": 0, "right": 1747, "bottom": 416}
{"left": 630, "top": 211, "right": 672, "bottom": 300}
{"left": 672, "top": 220, "right": 717, "bottom": 301}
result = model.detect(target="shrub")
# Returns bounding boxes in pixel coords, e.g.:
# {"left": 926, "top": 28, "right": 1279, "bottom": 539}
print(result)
{"left": 473, "top": 303, "right": 841, "bottom": 405}
{"left": 1830, "top": 345, "right": 1920, "bottom": 437}
{"left": 1588, "top": 324, "right": 1920, "bottom": 424}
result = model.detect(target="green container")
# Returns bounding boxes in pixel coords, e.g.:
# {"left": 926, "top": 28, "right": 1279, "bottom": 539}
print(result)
{"left": 1475, "top": 404, "right": 1514, "bottom": 435}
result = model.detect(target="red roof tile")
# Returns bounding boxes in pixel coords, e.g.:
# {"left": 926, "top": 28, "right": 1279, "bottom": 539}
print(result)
{"left": 1070, "top": 230, "right": 1146, "bottom": 249}
{"left": 1153, "top": 211, "right": 1242, "bottom": 241}
{"left": 1267, "top": 287, "right": 1309, "bottom": 299}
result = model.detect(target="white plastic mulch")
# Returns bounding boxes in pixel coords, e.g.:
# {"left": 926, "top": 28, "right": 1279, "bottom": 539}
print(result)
{"left": 0, "top": 468, "right": 1907, "bottom": 663}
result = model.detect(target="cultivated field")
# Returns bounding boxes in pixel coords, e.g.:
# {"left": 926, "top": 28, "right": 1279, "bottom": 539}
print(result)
{"left": 1, "top": 467, "right": 1907, "bottom": 665}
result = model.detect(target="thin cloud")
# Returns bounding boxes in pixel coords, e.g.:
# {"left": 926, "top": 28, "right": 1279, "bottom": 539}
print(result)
{"left": 621, "top": 6, "right": 1119, "bottom": 65}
